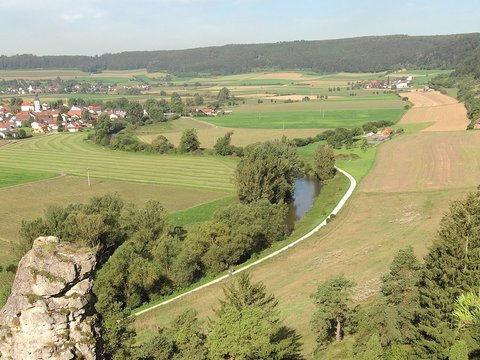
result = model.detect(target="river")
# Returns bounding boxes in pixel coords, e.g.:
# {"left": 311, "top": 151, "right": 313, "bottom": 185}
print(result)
{"left": 286, "top": 177, "right": 322, "bottom": 230}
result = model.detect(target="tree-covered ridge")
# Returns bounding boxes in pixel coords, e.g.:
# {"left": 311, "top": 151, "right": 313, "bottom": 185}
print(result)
{"left": 1, "top": 34, "right": 479, "bottom": 74}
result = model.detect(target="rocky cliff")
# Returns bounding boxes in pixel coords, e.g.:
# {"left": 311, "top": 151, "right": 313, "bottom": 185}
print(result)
{"left": 0, "top": 236, "right": 99, "bottom": 359}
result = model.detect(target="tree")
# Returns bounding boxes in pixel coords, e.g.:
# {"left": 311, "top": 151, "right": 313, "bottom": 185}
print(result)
{"left": 378, "top": 246, "right": 421, "bottom": 344}
{"left": 413, "top": 187, "right": 480, "bottom": 359}
{"left": 178, "top": 128, "right": 200, "bottom": 152}
{"left": 454, "top": 288, "right": 480, "bottom": 328}
{"left": 151, "top": 135, "right": 174, "bottom": 153}
{"left": 136, "top": 309, "right": 208, "bottom": 360}
{"left": 170, "top": 92, "right": 185, "bottom": 114}
{"left": 449, "top": 340, "right": 469, "bottom": 360}
{"left": 126, "top": 101, "right": 144, "bottom": 124}
{"left": 235, "top": 138, "right": 300, "bottom": 204}
{"left": 217, "top": 87, "right": 230, "bottom": 102}
{"left": 148, "top": 105, "right": 164, "bottom": 122}
{"left": 360, "top": 138, "right": 369, "bottom": 152}
{"left": 217, "top": 272, "right": 278, "bottom": 315}
{"left": 194, "top": 93, "right": 204, "bottom": 106}
{"left": 191, "top": 200, "right": 288, "bottom": 272}
{"left": 313, "top": 145, "right": 336, "bottom": 182}
{"left": 213, "top": 131, "right": 234, "bottom": 156}
{"left": 16, "top": 128, "right": 27, "bottom": 139}
{"left": 311, "top": 275, "right": 355, "bottom": 347}
{"left": 363, "top": 334, "right": 383, "bottom": 360}
{"left": 207, "top": 274, "right": 303, "bottom": 359}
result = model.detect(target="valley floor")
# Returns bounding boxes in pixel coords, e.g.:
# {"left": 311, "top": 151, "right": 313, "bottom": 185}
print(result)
{"left": 134, "top": 90, "right": 480, "bottom": 355}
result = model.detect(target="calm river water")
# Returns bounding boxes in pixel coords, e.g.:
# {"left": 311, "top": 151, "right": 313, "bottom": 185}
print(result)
{"left": 286, "top": 177, "right": 322, "bottom": 229}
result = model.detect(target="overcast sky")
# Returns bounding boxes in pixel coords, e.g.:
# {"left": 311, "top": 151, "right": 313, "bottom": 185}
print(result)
{"left": 2, "top": 0, "right": 479, "bottom": 56}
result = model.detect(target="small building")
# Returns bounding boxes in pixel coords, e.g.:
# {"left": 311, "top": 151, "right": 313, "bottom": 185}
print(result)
{"left": 21, "top": 102, "right": 34, "bottom": 112}
{"left": 381, "top": 127, "right": 394, "bottom": 137}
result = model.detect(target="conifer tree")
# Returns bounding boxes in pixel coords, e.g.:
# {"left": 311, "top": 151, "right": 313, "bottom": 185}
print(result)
{"left": 207, "top": 274, "right": 303, "bottom": 359}
{"left": 311, "top": 275, "right": 355, "bottom": 347}
{"left": 413, "top": 188, "right": 480, "bottom": 359}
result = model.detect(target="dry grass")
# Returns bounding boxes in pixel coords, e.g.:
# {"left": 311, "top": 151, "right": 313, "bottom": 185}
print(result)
{"left": 0, "top": 175, "right": 228, "bottom": 251}
{"left": 400, "top": 91, "right": 469, "bottom": 131}
{"left": 138, "top": 118, "right": 322, "bottom": 148}
{"left": 361, "top": 131, "right": 480, "bottom": 193}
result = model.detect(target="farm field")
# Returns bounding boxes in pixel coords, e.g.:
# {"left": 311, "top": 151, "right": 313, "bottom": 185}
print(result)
{"left": 133, "top": 91, "right": 477, "bottom": 355}
{"left": 0, "top": 133, "right": 236, "bottom": 191}
{"left": 203, "top": 108, "right": 404, "bottom": 129}
{"left": 138, "top": 117, "right": 323, "bottom": 149}
{"left": 399, "top": 90, "right": 469, "bottom": 131}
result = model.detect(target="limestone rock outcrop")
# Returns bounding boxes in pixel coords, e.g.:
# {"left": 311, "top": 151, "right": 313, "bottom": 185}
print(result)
{"left": 0, "top": 236, "right": 99, "bottom": 359}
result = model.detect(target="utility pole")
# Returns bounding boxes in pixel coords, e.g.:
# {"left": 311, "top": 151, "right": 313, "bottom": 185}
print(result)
{"left": 87, "top": 168, "right": 91, "bottom": 187}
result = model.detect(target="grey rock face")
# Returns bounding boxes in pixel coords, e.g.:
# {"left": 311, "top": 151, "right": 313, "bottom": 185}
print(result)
{"left": 0, "top": 236, "right": 99, "bottom": 360}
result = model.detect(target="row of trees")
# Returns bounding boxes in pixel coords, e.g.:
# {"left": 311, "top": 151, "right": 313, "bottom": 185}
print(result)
{"left": 310, "top": 187, "right": 480, "bottom": 359}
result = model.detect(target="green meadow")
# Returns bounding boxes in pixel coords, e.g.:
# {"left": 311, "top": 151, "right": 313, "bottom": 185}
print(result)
{"left": 0, "top": 168, "right": 57, "bottom": 188}
{"left": 202, "top": 108, "right": 405, "bottom": 129}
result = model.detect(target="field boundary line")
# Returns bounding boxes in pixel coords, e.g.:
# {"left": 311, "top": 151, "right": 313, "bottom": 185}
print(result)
{"left": 134, "top": 166, "right": 357, "bottom": 317}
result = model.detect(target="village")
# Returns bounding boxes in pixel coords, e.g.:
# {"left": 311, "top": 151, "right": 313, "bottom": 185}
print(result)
{"left": 0, "top": 99, "right": 125, "bottom": 138}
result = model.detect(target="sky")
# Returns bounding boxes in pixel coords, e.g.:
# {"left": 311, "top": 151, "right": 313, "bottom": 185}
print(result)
{"left": 1, "top": 0, "right": 479, "bottom": 56}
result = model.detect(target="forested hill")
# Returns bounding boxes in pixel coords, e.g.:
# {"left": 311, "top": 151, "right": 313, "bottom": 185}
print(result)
{"left": 2, "top": 33, "right": 480, "bottom": 74}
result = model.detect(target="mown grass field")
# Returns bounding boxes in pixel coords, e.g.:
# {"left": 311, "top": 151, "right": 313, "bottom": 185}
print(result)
{"left": 0, "top": 133, "right": 236, "bottom": 191}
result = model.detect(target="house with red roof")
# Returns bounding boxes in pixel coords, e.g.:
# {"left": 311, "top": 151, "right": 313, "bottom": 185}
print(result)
{"left": 21, "top": 102, "right": 34, "bottom": 112}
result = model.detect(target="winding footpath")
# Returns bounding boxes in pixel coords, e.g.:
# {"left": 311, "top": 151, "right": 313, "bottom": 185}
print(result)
{"left": 134, "top": 167, "right": 357, "bottom": 317}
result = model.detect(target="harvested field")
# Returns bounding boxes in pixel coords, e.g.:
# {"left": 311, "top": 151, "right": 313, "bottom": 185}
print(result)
{"left": 399, "top": 91, "right": 469, "bottom": 131}
{"left": 361, "top": 131, "right": 480, "bottom": 192}
{"left": 252, "top": 72, "right": 307, "bottom": 80}
{"left": 140, "top": 126, "right": 322, "bottom": 149}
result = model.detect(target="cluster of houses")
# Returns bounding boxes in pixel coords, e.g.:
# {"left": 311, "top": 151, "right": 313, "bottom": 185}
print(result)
{"left": 0, "top": 100, "right": 125, "bottom": 139}
{"left": 189, "top": 107, "right": 232, "bottom": 116}
{"left": 357, "top": 75, "right": 413, "bottom": 90}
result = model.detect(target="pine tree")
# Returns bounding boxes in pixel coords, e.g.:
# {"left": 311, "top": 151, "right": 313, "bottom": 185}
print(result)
{"left": 413, "top": 188, "right": 480, "bottom": 359}
{"left": 363, "top": 334, "right": 383, "bottom": 360}
{"left": 207, "top": 274, "right": 303, "bottom": 359}
{"left": 449, "top": 340, "right": 469, "bottom": 360}
{"left": 310, "top": 275, "right": 355, "bottom": 347}
{"left": 380, "top": 246, "right": 421, "bottom": 344}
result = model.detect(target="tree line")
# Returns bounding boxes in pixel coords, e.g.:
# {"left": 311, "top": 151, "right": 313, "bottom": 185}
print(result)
{"left": 1, "top": 34, "right": 479, "bottom": 75}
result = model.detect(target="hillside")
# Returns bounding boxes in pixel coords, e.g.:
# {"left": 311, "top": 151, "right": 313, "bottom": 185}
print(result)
{"left": 1, "top": 33, "right": 479, "bottom": 74}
